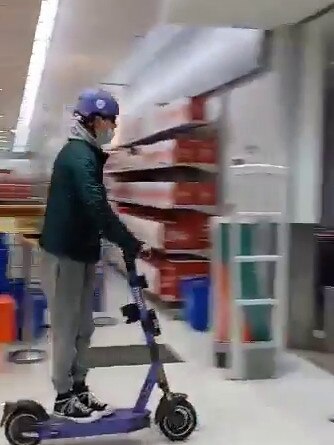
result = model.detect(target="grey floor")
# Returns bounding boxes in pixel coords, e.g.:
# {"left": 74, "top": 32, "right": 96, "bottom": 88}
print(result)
{"left": 2, "top": 269, "right": 334, "bottom": 444}
{"left": 296, "top": 349, "right": 334, "bottom": 375}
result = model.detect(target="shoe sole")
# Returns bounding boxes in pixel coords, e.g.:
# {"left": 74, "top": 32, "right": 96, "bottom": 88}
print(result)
{"left": 53, "top": 411, "right": 101, "bottom": 424}
{"left": 100, "top": 408, "right": 115, "bottom": 417}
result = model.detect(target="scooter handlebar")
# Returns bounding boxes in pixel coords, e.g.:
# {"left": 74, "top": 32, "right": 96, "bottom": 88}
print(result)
{"left": 123, "top": 251, "right": 137, "bottom": 275}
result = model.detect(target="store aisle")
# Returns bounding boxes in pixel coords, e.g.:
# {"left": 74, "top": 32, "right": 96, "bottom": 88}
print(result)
{"left": 1, "top": 268, "right": 334, "bottom": 444}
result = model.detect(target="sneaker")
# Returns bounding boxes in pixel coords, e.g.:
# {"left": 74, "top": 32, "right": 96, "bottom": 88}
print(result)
{"left": 54, "top": 394, "right": 99, "bottom": 423}
{"left": 75, "top": 386, "right": 115, "bottom": 417}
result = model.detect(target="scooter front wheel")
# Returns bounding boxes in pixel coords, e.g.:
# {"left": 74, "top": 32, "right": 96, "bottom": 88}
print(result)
{"left": 5, "top": 410, "right": 40, "bottom": 445}
{"left": 158, "top": 399, "right": 197, "bottom": 441}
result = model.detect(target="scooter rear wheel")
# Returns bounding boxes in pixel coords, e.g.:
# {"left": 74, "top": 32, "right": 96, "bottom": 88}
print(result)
{"left": 5, "top": 410, "right": 40, "bottom": 445}
{"left": 158, "top": 399, "right": 197, "bottom": 441}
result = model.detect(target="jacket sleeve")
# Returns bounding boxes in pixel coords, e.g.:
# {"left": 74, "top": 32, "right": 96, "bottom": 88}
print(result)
{"left": 72, "top": 153, "right": 141, "bottom": 256}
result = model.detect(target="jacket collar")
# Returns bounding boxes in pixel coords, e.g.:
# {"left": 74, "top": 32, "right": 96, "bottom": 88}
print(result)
{"left": 83, "top": 140, "right": 109, "bottom": 165}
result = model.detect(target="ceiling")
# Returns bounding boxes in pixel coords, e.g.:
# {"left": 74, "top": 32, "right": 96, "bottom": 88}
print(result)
{"left": 27, "top": 0, "right": 161, "bottom": 163}
{"left": 162, "top": 0, "right": 333, "bottom": 29}
{"left": 2, "top": 0, "right": 334, "bottom": 171}
{"left": 0, "top": 0, "right": 41, "bottom": 150}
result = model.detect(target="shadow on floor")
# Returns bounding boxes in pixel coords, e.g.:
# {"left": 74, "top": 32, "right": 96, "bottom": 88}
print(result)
{"left": 295, "top": 349, "right": 334, "bottom": 375}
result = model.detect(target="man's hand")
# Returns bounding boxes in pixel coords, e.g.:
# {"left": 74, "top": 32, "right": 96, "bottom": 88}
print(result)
{"left": 140, "top": 242, "right": 152, "bottom": 260}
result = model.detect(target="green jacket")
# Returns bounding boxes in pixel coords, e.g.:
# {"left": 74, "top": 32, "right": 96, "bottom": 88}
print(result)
{"left": 40, "top": 139, "right": 141, "bottom": 263}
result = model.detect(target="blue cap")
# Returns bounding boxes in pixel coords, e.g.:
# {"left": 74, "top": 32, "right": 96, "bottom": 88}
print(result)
{"left": 75, "top": 89, "right": 119, "bottom": 118}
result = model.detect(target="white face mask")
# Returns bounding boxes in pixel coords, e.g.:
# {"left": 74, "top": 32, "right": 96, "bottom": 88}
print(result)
{"left": 96, "top": 128, "right": 114, "bottom": 146}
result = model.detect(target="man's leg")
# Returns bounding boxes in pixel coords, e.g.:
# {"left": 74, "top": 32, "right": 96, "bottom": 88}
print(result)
{"left": 72, "top": 263, "right": 114, "bottom": 416}
{"left": 40, "top": 251, "right": 97, "bottom": 422}
{"left": 72, "top": 263, "right": 95, "bottom": 385}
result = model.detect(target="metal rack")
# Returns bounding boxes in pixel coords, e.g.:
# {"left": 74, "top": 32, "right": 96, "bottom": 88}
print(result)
{"left": 8, "top": 234, "right": 47, "bottom": 364}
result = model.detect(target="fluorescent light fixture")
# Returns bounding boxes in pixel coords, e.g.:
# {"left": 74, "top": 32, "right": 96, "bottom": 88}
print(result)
{"left": 12, "top": 0, "right": 59, "bottom": 152}
{"left": 0, "top": 115, "right": 4, "bottom": 118}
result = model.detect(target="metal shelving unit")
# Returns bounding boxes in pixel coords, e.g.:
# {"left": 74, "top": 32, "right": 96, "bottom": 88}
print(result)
{"left": 105, "top": 96, "right": 218, "bottom": 304}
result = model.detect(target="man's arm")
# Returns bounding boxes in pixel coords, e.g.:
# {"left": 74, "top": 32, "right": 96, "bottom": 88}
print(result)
{"left": 72, "top": 153, "right": 141, "bottom": 256}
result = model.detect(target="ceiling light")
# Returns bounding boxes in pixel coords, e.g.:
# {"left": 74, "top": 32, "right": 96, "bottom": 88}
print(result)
{"left": 0, "top": 115, "right": 4, "bottom": 118}
{"left": 12, "top": 0, "right": 60, "bottom": 152}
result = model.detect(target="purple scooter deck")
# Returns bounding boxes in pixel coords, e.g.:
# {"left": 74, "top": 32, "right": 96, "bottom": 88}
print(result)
{"left": 38, "top": 408, "right": 151, "bottom": 440}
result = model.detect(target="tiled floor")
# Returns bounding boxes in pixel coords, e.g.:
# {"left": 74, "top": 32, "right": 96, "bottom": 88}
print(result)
{"left": 1, "top": 269, "right": 334, "bottom": 444}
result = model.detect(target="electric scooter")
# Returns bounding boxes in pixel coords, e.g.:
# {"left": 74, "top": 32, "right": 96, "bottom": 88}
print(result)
{"left": 1, "top": 255, "right": 197, "bottom": 444}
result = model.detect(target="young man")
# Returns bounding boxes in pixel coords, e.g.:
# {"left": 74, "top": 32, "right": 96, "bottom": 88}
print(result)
{"left": 40, "top": 89, "right": 143, "bottom": 423}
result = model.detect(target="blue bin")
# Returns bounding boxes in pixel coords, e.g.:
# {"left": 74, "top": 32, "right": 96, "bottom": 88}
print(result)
{"left": 0, "top": 247, "right": 9, "bottom": 294}
{"left": 0, "top": 247, "right": 8, "bottom": 272}
{"left": 32, "top": 293, "right": 47, "bottom": 339}
{"left": 10, "top": 279, "right": 25, "bottom": 339}
{"left": 180, "top": 276, "right": 210, "bottom": 332}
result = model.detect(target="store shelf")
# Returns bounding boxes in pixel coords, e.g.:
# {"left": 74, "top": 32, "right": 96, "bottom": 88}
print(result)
{"left": 117, "top": 96, "right": 217, "bottom": 147}
{"left": 114, "top": 198, "right": 216, "bottom": 214}
{"left": 105, "top": 163, "right": 217, "bottom": 175}
{"left": 164, "top": 249, "right": 209, "bottom": 257}
{"left": 109, "top": 182, "right": 216, "bottom": 209}
{"left": 105, "top": 137, "right": 217, "bottom": 173}
{"left": 107, "top": 94, "right": 218, "bottom": 305}
{"left": 0, "top": 204, "right": 45, "bottom": 217}
{"left": 119, "top": 121, "right": 208, "bottom": 148}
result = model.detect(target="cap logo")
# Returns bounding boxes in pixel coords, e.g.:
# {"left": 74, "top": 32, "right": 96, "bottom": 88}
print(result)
{"left": 96, "top": 99, "right": 106, "bottom": 109}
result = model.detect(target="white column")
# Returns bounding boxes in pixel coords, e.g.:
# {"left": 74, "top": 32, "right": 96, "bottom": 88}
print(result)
{"left": 273, "top": 22, "right": 325, "bottom": 223}
{"left": 293, "top": 22, "right": 324, "bottom": 224}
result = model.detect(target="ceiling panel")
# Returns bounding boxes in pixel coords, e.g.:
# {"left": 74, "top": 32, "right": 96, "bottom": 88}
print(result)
{"left": 0, "top": 0, "right": 41, "bottom": 148}
{"left": 162, "top": 0, "right": 333, "bottom": 29}
{"left": 28, "top": 0, "right": 161, "bottom": 160}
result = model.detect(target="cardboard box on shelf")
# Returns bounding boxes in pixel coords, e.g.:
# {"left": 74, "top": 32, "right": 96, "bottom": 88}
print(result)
{"left": 0, "top": 184, "right": 32, "bottom": 200}
{"left": 195, "top": 139, "right": 218, "bottom": 164}
{"left": 104, "top": 138, "right": 218, "bottom": 173}
{"left": 118, "top": 96, "right": 210, "bottom": 145}
{"left": 152, "top": 97, "right": 207, "bottom": 134}
{"left": 120, "top": 212, "right": 209, "bottom": 250}
{"left": 136, "top": 257, "right": 210, "bottom": 301}
{"left": 194, "top": 183, "right": 217, "bottom": 205}
{"left": 110, "top": 182, "right": 217, "bottom": 208}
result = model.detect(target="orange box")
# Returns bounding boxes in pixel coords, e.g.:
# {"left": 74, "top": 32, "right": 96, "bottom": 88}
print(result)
{"left": 0, "top": 295, "right": 16, "bottom": 343}
{"left": 193, "top": 183, "right": 216, "bottom": 205}
{"left": 195, "top": 140, "right": 218, "bottom": 164}
{"left": 160, "top": 258, "right": 210, "bottom": 301}
{"left": 164, "top": 213, "right": 209, "bottom": 249}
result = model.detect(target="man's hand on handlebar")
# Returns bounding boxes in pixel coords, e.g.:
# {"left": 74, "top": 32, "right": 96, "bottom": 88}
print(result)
{"left": 139, "top": 242, "right": 152, "bottom": 260}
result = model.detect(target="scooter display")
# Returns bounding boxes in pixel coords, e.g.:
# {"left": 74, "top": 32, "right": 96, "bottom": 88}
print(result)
{"left": 1, "top": 256, "right": 197, "bottom": 444}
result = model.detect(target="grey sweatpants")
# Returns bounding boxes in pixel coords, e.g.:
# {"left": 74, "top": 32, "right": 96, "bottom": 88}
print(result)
{"left": 40, "top": 250, "right": 96, "bottom": 394}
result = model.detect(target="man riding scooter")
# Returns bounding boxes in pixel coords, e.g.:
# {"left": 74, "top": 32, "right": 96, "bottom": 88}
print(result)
{"left": 40, "top": 89, "right": 146, "bottom": 423}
